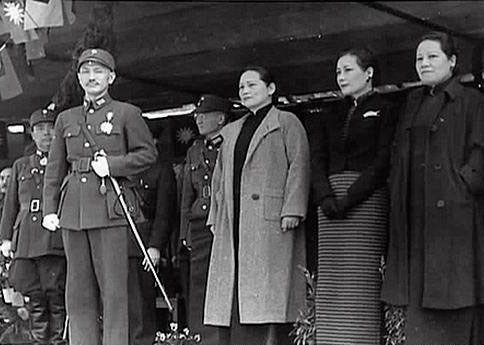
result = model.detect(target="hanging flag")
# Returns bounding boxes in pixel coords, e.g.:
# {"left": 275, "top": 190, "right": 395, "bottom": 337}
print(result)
{"left": 62, "top": 0, "right": 74, "bottom": 25}
{"left": 0, "top": 1, "right": 39, "bottom": 44}
{"left": 23, "top": 0, "right": 63, "bottom": 31}
{"left": 0, "top": 47, "right": 22, "bottom": 99}
{"left": 25, "top": 27, "right": 46, "bottom": 60}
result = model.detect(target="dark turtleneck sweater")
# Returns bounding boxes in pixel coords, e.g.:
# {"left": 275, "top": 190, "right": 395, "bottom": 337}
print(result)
{"left": 232, "top": 103, "right": 272, "bottom": 264}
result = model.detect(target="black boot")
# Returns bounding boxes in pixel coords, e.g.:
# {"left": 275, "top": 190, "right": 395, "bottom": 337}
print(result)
{"left": 28, "top": 293, "right": 49, "bottom": 345}
{"left": 47, "top": 292, "right": 67, "bottom": 345}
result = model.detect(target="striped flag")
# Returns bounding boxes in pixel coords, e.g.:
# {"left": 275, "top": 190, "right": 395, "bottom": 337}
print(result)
{"left": 0, "top": 48, "right": 22, "bottom": 99}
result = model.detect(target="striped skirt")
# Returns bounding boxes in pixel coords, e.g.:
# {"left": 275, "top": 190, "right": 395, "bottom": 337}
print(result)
{"left": 316, "top": 172, "right": 388, "bottom": 345}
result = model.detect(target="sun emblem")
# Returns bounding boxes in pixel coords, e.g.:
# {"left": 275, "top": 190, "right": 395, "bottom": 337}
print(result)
{"left": 176, "top": 127, "right": 195, "bottom": 145}
{"left": 4, "top": 2, "right": 24, "bottom": 26}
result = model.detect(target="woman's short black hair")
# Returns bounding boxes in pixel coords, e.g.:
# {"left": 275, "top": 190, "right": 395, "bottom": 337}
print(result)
{"left": 238, "top": 65, "right": 275, "bottom": 86}
{"left": 337, "top": 47, "right": 380, "bottom": 86}
{"left": 418, "top": 31, "right": 458, "bottom": 59}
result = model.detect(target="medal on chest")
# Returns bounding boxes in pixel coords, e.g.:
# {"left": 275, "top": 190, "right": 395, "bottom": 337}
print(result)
{"left": 100, "top": 111, "right": 114, "bottom": 135}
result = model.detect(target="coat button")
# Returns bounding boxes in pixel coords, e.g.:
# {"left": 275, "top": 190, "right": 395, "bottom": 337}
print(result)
{"left": 434, "top": 163, "right": 442, "bottom": 170}
{"left": 251, "top": 194, "right": 260, "bottom": 200}
{"left": 67, "top": 133, "right": 72, "bottom": 137}
{"left": 436, "top": 200, "right": 445, "bottom": 208}
{"left": 88, "top": 109, "right": 94, "bottom": 114}
{"left": 32, "top": 216, "right": 37, "bottom": 222}
{"left": 203, "top": 175, "right": 209, "bottom": 180}
{"left": 430, "top": 124, "right": 438, "bottom": 132}
{"left": 201, "top": 204, "right": 207, "bottom": 210}
{"left": 81, "top": 177, "right": 87, "bottom": 183}
{"left": 87, "top": 124, "right": 92, "bottom": 130}
{"left": 190, "top": 166, "right": 196, "bottom": 171}
{"left": 84, "top": 142, "right": 90, "bottom": 148}
{"left": 128, "top": 206, "right": 134, "bottom": 213}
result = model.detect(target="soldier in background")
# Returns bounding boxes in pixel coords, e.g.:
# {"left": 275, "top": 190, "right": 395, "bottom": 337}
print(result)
{"left": 0, "top": 109, "right": 66, "bottom": 345}
{"left": 180, "top": 94, "right": 233, "bottom": 345}
{"left": 129, "top": 155, "right": 177, "bottom": 345}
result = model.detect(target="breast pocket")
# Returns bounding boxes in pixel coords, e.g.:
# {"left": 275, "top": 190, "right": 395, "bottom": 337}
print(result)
{"left": 263, "top": 188, "right": 284, "bottom": 221}
{"left": 63, "top": 124, "right": 82, "bottom": 156}
{"left": 95, "top": 124, "right": 124, "bottom": 153}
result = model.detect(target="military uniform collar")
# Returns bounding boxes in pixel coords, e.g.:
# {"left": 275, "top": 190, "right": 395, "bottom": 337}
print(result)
{"left": 83, "top": 93, "right": 112, "bottom": 111}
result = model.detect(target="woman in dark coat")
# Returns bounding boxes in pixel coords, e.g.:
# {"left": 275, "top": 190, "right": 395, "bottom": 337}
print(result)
{"left": 381, "top": 31, "right": 484, "bottom": 344}
{"left": 312, "top": 48, "right": 397, "bottom": 344}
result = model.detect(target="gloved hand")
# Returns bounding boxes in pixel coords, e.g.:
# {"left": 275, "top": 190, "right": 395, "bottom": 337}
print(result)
{"left": 42, "top": 213, "right": 60, "bottom": 231}
{"left": 91, "top": 156, "right": 110, "bottom": 178}
{"left": 320, "top": 196, "right": 339, "bottom": 219}
{"left": 143, "top": 247, "right": 161, "bottom": 271}
{"left": 0, "top": 240, "right": 12, "bottom": 258}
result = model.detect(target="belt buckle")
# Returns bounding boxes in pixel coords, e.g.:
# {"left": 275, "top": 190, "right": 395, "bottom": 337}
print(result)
{"left": 78, "top": 157, "right": 91, "bottom": 173}
{"left": 30, "top": 199, "right": 40, "bottom": 213}
{"left": 202, "top": 185, "right": 211, "bottom": 198}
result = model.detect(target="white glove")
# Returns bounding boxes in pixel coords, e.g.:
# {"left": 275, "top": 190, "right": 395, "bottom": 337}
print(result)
{"left": 42, "top": 213, "right": 60, "bottom": 231}
{"left": 143, "top": 247, "right": 161, "bottom": 271}
{"left": 0, "top": 240, "right": 12, "bottom": 258}
{"left": 91, "top": 156, "right": 110, "bottom": 178}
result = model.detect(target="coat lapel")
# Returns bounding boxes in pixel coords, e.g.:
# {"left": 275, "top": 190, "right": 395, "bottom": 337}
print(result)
{"left": 244, "top": 106, "right": 281, "bottom": 166}
{"left": 401, "top": 87, "right": 425, "bottom": 130}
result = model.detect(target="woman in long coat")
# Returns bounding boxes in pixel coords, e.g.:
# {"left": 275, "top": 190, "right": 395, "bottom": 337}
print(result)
{"left": 311, "top": 48, "right": 397, "bottom": 344}
{"left": 381, "top": 31, "right": 484, "bottom": 344}
{"left": 204, "top": 66, "right": 310, "bottom": 345}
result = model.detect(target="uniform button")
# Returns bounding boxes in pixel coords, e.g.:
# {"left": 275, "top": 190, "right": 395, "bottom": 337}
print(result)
{"left": 203, "top": 175, "right": 209, "bottom": 180}
{"left": 430, "top": 124, "right": 438, "bottom": 132}
{"left": 207, "top": 145, "right": 213, "bottom": 151}
{"left": 67, "top": 133, "right": 72, "bottom": 137}
{"left": 88, "top": 109, "right": 94, "bottom": 114}
{"left": 87, "top": 124, "right": 92, "bottom": 130}
{"left": 40, "top": 170, "right": 44, "bottom": 174}
{"left": 128, "top": 206, "right": 134, "bottom": 213}
{"left": 144, "top": 184, "right": 149, "bottom": 189}
{"left": 201, "top": 204, "right": 207, "bottom": 210}
{"left": 251, "top": 194, "right": 260, "bottom": 200}
{"left": 436, "top": 200, "right": 445, "bottom": 208}
{"left": 81, "top": 177, "right": 87, "bottom": 183}
{"left": 434, "top": 163, "right": 442, "bottom": 170}
{"left": 190, "top": 166, "right": 196, "bottom": 171}
{"left": 439, "top": 117, "right": 445, "bottom": 123}
{"left": 21, "top": 176, "right": 25, "bottom": 181}
{"left": 205, "top": 159, "right": 210, "bottom": 164}
{"left": 84, "top": 142, "right": 90, "bottom": 148}
{"left": 32, "top": 216, "right": 37, "bottom": 222}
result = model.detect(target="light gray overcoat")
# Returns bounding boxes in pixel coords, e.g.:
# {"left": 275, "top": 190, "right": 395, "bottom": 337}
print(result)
{"left": 204, "top": 106, "right": 310, "bottom": 326}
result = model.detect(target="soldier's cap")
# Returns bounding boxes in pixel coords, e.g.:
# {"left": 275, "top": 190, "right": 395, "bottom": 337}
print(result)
{"left": 77, "top": 48, "right": 115, "bottom": 71}
{"left": 29, "top": 109, "right": 55, "bottom": 128}
{"left": 194, "top": 94, "right": 233, "bottom": 115}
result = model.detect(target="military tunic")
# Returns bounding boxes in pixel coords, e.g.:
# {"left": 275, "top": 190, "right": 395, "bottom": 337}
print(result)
{"left": 43, "top": 94, "right": 157, "bottom": 345}
{"left": 128, "top": 159, "right": 177, "bottom": 345}
{"left": 1, "top": 153, "right": 64, "bottom": 259}
{"left": 180, "top": 138, "right": 218, "bottom": 345}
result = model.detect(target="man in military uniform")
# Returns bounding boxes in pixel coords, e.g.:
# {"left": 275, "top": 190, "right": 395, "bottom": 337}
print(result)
{"left": 0, "top": 109, "right": 66, "bottom": 345}
{"left": 180, "top": 94, "right": 233, "bottom": 345}
{"left": 129, "top": 156, "right": 176, "bottom": 345}
{"left": 42, "top": 48, "right": 157, "bottom": 345}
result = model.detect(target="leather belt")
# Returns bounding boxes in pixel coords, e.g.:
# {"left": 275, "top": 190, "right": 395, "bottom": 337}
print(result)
{"left": 71, "top": 157, "right": 92, "bottom": 173}
{"left": 20, "top": 199, "right": 41, "bottom": 213}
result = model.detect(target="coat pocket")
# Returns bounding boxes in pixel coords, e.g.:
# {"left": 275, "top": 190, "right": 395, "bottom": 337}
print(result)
{"left": 106, "top": 185, "right": 141, "bottom": 220}
{"left": 263, "top": 188, "right": 284, "bottom": 221}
